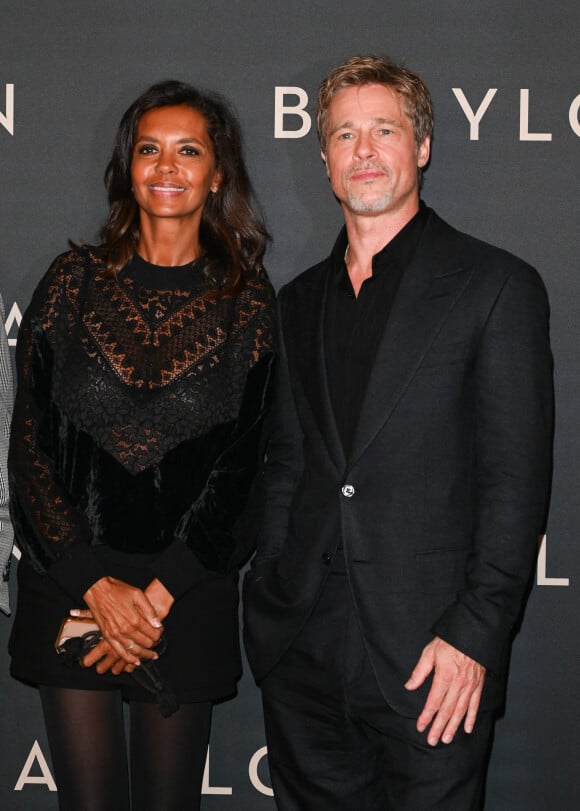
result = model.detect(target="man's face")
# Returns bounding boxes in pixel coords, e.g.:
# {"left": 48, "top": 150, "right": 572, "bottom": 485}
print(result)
{"left": 321, "top": 83, "right": 430, "bottom": 220}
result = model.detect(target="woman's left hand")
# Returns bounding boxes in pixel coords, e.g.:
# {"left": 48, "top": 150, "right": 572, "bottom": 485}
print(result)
{"left": 143, "top": 578, "right": 175, "bottom": 621}
{"left": 72, "top": 578, "right": 175, "bottom": 675}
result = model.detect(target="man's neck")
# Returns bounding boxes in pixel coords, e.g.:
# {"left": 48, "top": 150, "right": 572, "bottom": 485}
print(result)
{"left": 343, "top": 202, "right": 420, "bottom": 297}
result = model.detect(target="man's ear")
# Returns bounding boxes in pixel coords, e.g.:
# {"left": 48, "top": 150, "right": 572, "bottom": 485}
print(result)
{"left": 417, "top": 136, "right": 430, "bottom": 168}
{"left": 321, "top": 150, "right": 329, "bottom": 177}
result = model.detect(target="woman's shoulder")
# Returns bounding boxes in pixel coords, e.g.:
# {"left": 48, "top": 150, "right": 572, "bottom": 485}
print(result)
{"left": 239, "top": 266, "right": 276, "bottom": 309}
{"left": 37, "top": 245, "right": 106, "bottom": 296}
{"left": 26, "top": 246, "right": 106, "bottom": 324}
{"left": 46, "top": 245, "right": 105, "bottom": 277}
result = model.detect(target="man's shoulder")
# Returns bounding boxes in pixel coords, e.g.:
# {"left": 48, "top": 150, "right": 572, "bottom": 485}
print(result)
{"left": 277, "top": 254, "right": 333, "bottom": 316}
{"left": 282, "top": 255, "right": 332, "bottom": 292}
{"left": 425, "top": 208, "right": 543, "bottom": 287}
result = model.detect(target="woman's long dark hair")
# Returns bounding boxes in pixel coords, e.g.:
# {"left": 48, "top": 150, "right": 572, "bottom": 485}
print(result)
{"left": 100, "top": 80, "right": 269, "bottom": 296}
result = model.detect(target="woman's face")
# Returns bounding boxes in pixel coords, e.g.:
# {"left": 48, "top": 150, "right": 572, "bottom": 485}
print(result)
{"left": 130, "top": 104, "right": 221, "bottom": 230}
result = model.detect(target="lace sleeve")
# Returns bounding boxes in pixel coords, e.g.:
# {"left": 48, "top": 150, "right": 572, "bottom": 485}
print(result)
{"left": 8, "top": 255, "right": 105, "bottom": 601}
{"left": 150, "top": 274, "right": 277, "bottom": 598}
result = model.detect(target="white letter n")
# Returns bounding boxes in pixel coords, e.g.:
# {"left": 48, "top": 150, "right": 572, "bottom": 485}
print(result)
{"left": 0, "top": 84, "right": 14, "bottom": 136}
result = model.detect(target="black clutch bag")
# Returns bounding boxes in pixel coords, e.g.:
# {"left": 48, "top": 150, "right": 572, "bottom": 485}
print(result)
{"left": 55, "top": 624, "right": 179, "bottom": 718}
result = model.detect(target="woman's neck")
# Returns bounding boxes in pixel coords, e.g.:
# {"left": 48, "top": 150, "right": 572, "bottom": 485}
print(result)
{"left": 136, "top": 217, "right": 202, "bottom": 267}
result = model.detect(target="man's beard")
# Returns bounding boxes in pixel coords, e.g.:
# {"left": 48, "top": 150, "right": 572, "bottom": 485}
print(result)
{"left": 344, "top": 164, "right": 391, "bottom": 214}
{"left": 346, "top": 189, "right": 393, "bottom": 214}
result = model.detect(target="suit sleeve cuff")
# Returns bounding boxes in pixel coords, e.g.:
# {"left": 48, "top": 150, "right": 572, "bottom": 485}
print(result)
{"left": 47, "top": 544, "right": 108, "bottom": 604}
{"left": 149, "top": 541, "right": 213, "bottom": 601}
{"left": 431, "top": 603, "right": 509, "bottom": 675}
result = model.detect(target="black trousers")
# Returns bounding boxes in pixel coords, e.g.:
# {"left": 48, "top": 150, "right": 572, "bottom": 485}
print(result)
{"left": 261, "top": 572, "right": 494, "bottom": 811}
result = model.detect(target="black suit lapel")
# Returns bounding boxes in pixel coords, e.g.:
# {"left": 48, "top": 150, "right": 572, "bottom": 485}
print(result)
{"left": 348, "top": 224, "right": 474, "bottom": 470}
{"left": 286, "top": 263, "right": 346, "bottom": 473}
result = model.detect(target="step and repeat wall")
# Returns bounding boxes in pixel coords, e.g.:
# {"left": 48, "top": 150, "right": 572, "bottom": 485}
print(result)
{"left": 1, "top": 1, "right": 578, "bottom": 808}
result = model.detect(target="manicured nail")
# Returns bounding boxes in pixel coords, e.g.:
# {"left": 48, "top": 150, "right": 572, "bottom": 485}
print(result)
{"left": 69, "top": 609, "right": 80, "bottom": 617}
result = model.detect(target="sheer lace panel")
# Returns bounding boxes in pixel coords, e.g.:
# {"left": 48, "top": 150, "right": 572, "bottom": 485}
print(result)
{"left": 38, "top": 251, "right": 274, "bottom": 472}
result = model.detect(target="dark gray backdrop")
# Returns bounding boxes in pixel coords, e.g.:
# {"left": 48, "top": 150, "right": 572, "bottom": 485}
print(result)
{"left": 1, "top": 1, "right": 578, "bottom": 808}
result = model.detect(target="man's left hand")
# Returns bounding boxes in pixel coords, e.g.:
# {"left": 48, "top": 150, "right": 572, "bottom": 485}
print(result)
{"left": 405, "top": 636, "right": 486, "bottom": 746}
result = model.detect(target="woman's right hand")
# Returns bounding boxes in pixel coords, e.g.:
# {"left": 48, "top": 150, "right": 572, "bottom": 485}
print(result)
{"left": 79, "top": 576, "right": 163, "bottom": 672}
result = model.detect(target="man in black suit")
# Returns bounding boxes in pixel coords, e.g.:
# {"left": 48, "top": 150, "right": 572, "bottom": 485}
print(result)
{"left": 244, "top": 55, "right": 553, "bottom": 810}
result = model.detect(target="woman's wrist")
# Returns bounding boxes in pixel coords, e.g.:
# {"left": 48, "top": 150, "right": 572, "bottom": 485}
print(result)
{"left": 82, "top": 575, "right": 111, "bottom": 606}
{"left": 145, "top": 578, "right": 175, "bottom": 619}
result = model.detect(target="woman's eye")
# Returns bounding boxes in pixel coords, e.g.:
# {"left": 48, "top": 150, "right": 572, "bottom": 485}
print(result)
{"left": 180, "top": 146, "right": 200, "bottom": 156}
{"left": 137, "top": 145, "right": 157, "bottom": 155}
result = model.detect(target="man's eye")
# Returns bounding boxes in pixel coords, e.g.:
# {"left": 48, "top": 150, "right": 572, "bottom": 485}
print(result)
{"left": 338, "top": 132, "right": 352, "bottom": 140}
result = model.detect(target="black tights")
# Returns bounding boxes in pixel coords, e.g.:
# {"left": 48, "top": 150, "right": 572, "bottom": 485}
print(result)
{"left": 39, "top": 686, "right": 212, "bottom": 811}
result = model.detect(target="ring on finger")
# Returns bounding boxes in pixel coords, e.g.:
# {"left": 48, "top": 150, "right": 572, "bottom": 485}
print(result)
{"left": 125, "top": 641, "right": 136, "bottom": 651}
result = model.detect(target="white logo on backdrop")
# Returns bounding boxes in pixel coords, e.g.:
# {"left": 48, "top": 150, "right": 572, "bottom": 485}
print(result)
{"left": 14, "top": 741, "right": 57, "bottom": 792}
{"left": 14, "top": 741, "right": 273, "bottom": 797}
{"left": 5, "top": 301, "right": 22, "bottom": 347}
{"left": 1, "top": 84, "right": 14, "bottom": 136}
{"left": 274, "top": 87, "right": 311, "bottom": 138}
{"left": 536, "top": 534, "right": 569, "bottom": 587}
{"left": 274, "top": 87, "right": 580, "bottom": 140}
{"left": 274, "top": 88, "right": 312, "bottom": 138}
{"left": 452, "top": 88, "right": 580, "bottom": 141}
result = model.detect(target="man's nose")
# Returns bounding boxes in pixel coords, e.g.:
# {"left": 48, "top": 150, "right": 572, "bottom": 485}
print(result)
{"left": 355, "top": 131, "right": 376, "bottom": 160}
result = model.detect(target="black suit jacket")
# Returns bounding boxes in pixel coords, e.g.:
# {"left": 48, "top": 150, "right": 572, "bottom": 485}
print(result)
{"left": 244, "top": 208, "right": 553, "bottom": 715}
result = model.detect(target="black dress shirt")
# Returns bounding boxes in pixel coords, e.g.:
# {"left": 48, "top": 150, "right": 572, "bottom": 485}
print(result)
{"left": 324, "top": 204, "right": 428, "bottom": 456}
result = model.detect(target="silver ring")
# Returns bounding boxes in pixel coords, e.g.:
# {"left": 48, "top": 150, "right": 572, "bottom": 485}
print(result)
{"left": 125, "top": 641, "right": 136, "bottom": 651}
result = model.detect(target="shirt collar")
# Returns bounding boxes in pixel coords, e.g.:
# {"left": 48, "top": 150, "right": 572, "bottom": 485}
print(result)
{"left": 330, "top": 202, "right": 429, "bottom": 283}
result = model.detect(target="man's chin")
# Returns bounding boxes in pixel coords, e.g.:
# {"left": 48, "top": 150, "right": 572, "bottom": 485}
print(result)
{"left": 346, "top": 195, "right": 392, "bottom": 215}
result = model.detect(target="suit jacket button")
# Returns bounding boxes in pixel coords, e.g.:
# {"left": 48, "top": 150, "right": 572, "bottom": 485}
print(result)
{"left": 322, "top": 553, "right": 332, "bottom": 565}
{"left": 341, "top": 484, "right": 355, "bottom": 497}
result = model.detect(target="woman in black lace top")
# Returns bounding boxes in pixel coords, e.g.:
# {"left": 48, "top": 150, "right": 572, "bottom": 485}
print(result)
{"left": 8, "top": 81, "right": 275, "bottom": 811}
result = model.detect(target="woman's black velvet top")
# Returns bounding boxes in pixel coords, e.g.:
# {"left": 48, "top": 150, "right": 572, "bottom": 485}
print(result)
{"left": 8, "top": 248, "right": 276, "bottom": 603}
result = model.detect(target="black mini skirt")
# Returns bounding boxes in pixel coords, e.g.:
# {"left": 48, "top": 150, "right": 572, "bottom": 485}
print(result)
{"left": 9, "top": 545, "right": 241, "bottom": 704}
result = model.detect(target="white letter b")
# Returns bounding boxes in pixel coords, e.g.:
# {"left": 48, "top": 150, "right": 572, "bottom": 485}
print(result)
{"left": 274, "top": 87, "right": 311, "bottom": 138}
